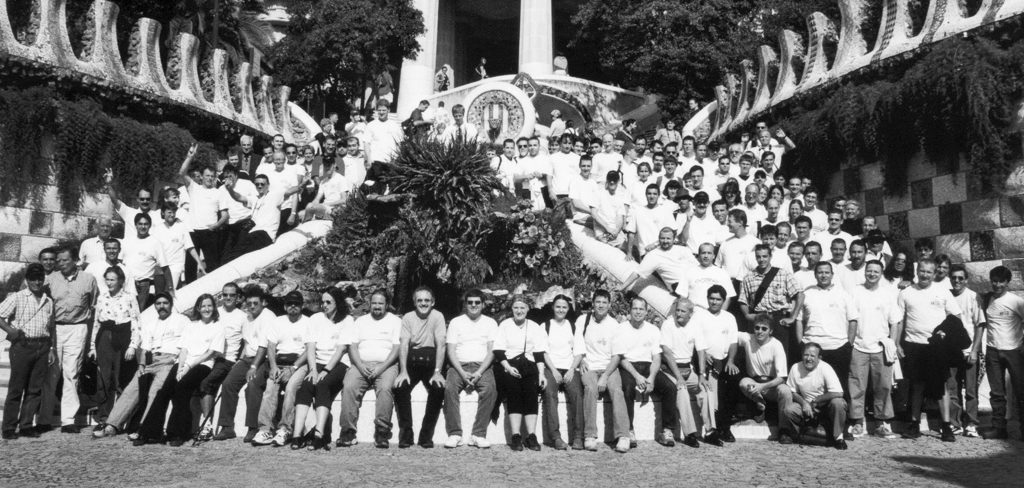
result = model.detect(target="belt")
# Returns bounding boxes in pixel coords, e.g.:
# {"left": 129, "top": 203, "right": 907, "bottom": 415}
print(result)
{"left": 20, "top": 337, "right": 51, "bottom": 344}
{"left": 676, "top": 362, "right": 692, "bottom": 368}
{"left": 56, "top": 321, "right": 88, "bottom": 326}
{"left": 99, "top": 321, "right": 131, "bottom": 328}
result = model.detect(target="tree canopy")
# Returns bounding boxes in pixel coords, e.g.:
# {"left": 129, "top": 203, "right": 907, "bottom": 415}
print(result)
{"left": 571, "top": 0, "right": 841, "bottom": 119}
{"left": 268, "top": 0, "right": 424, "bottom": 111}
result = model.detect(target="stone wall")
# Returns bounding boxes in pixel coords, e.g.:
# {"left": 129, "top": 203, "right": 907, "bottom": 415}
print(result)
{"left": 829, "top": 154, "right": 1024, "bottom": 293}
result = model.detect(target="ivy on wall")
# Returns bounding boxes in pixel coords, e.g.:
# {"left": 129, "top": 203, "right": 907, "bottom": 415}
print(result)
{"left": 0, "top": 87, "right": 220, "bottom": 213}
{"left": 751, "top": 34, "right": 1024, "bottom": 196}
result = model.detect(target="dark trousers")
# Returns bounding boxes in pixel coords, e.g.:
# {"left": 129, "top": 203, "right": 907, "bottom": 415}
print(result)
{"left": 217, "top": 357, "right": 268, "bottom": 429}
{"left": 37, "top": 361, "right": 61, "bottom": 427}
{"left": 3, "top": 340, "right": 50, "bottom": 432}
{"left": 94, "top": 322, "right": 132, "bottom": 422}
{"left": 767, "top": 311, "right": 798, "bottom": 366}
{"left": 223, "top": 219, "right": 252, "bottom": 254}
{"left": 620, "top": 362, "right": 675, "bottom": 431}
{"left": 819, "top": 343, "right": 853, "bottom": 403}
{"left": 710, "top": 358, "right": 742, "bottom": 428}
{"left": 985, "top": 347, "right": 1024, "bottom": 430}
{"left": 394, "top": 356, "right": 444, "bottom": 444}
{"left": 191, "top": 228, "right": 224, "bottom": 272}
{"left": 277, "top": 209, "right": 294, "bottom": 238}
{"left": 138, "top": 364, "right": 179, "bottom": 440}
{"left": 222, "top": 231, "right": 274, "bottom": 264}
{"left": 541, "top": 367, "right": 583, "bottom": 444}
{"left": 166, "top": 364, "right": 212, "bottom": 439}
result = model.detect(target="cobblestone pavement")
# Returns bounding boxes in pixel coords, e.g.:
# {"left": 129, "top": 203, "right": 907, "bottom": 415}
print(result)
{"left": 2, "top": 430, "right": 1022, "bottom": 487}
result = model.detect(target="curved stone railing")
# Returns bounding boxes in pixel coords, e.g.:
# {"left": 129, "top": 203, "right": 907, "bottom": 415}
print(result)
{"left": 0, "top": 0, "right": 320, "bottom": 143}
{"left": 686, "top": 0, "right": 1024, "bottom": 140}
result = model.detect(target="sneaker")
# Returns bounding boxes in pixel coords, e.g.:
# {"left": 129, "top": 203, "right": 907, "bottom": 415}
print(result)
{"left": 243, "top": 427, "right": 259, "bottom": 443}
{"left": 444, "top": 435, "right": 463, "bottom": 449}
{"left": 940, "top": 423, "right": 956, "bottom": 443}
{"left": 167, "top": 437, "right": 186, "bottom": 447}
{"left": 584, "top": 437, "right": 599, "bottom": 451}
{"left": 682, "top": 433, "right": 700, "bottom": 448}
{"left": 628, "top": 430, "right": 637, "bottom": 449}
{"left": 418, "top": 439, "right": 434, "bottom": 449}
{"left": 213, "top": 427, "right": 236, "bottom": 441}
{"left": 468, "top": 435, "right": 491, "bottom": 449}
{"left": 614, "top": 437, "right": 630, "bottom": 453}
{"left": 197, "top": 425, "right": 214, "bottom": 442}
{"left": 336, "top": 432, "right": 358, "bottom": 447}
{"left": 93, "top": 424, "right": 106, "bottom": 432}
{"left": 271, "top": 429, "right": 292, "bottom": 447}
{"left": 398, "top": 430, "right": 414, "bottom": 449}
{"left": 94, "top": 425, "right": 117, "bottom": 438}
{"left": 850, "top": 423, "right": 866, "bottom": 438}
{"left": 964, "top": 425, "right": 979, "bottom": 438}
{"left": 309, "top": 434, "right": 329, "bottom": 451}
{"left": 981, "top": 427, "right": 1009, "bottom": 440}
{"left": 657, "top": 429, "right": 675, "bottom": 447}
{"left": 902, "top": 422, "right": 921, "bottom": 440}
{"left": 127, "top": 432, "right": 140, "bottom": 441}
{"left": 950, "top": 425, "right": 963, "bottom": 435}
{"left": 373, "top": 430, "right": 390, "bottom": 449}
{"left": 509, "top": 434, "right": 524, "bottom": 451}
{"left": 524, "top": 433, "right": 542, "bottom": 451}
{"left": 873, "top": 423, "right": 898, "bottom": 439}
{"left": 251, "top": 430, "right": 275, "bottom": 446}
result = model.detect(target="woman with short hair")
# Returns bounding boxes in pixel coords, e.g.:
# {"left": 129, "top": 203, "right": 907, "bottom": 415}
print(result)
{"left": 92, "top": 266, "right": 140, "bottom": 426}
{"left": 493, "top": 295, "right": 549, "bottom": 451}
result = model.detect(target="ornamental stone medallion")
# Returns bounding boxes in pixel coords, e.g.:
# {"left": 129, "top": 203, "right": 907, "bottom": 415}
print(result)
{"left": 463, "top": 82, "right": 536, "bottom": 142}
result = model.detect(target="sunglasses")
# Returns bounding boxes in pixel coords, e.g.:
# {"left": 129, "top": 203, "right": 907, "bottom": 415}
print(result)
{"left": 466, "top": 300, "right": 483, "bottom": 305}
{"left": 255, "top": 183, "right": 267, "bottom": 187}
{"left": 517, "top": 145, "right": 527, "bottom": 149}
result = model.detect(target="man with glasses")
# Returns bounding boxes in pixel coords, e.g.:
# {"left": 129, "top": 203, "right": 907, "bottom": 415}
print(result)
{"left": 222, "top": 170, "right": 303, "bottom": 261}
{"left": 737, "top": 315, "right": 794, "bottom": 439}
{"left": 813, "top": 211, "right": 855, "bottom": 261}
{"left": 105, "top": 171, "right": 156, "bottom": 239}
{"left": 252, "top": 291, "right": 310, "bottom": 447}
{"left": 946, "top": 265, "right": 984, "bottom": 438}
{"left": 443, "top": 289, "right": 498, "bottom": 449}
{"left": 214, "top": 285, "right": 276, "bottom": 443}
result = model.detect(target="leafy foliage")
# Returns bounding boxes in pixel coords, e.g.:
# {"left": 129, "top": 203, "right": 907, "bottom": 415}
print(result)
{"left": 497, "top": 202, "right": 583, "bottom": 286}
{"left": 268, "top": 0, "right": 423, "bottom": 110}
{"left": 0, "top": 87, "right": 54, "bottom": 205}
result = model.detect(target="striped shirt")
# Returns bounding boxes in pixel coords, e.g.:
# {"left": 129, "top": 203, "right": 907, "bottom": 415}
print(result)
{"left": 0, "top": 288, "right": 54, "bottom": 339}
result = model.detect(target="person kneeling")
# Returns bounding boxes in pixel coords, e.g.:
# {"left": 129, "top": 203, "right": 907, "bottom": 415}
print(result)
{"left": 784, "top": 342, "right": 849, "bottom": 450}
{"left": 736, "top": 315, "right": 794, "bottom": 441}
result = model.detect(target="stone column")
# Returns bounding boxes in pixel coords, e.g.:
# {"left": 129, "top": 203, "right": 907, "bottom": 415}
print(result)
{"left": 397, "top": 0, "right": 439, "bottom": 117}
{"left": 518, "top": 0, "right": 553, "bottom": 77}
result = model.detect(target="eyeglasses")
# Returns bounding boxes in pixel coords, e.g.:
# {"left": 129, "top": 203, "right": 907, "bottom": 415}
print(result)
{"left": 517, "top": 144, "right": 527, "bottom": 149}
{"left": 466, "top": 300, "right": 482, "bottom": 305}
{"left": 753, "top": 326, "right": 770, "bottom": 331}
{"left": 139, "top": 198, "right": 151, "bottom": 201}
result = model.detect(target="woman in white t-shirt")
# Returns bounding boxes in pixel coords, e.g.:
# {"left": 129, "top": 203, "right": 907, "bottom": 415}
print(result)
{"left": 493, "top": 295, "right": 549, "bottom": 451}
{"left": 164, "top": 294, "right": 225, "bottom": 446}
{"left": 291, "top": 287, "right": 355, "bottom": 451}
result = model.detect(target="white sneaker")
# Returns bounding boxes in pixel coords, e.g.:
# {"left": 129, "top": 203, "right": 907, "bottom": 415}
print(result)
{"left": 584, "top": 437, "right": 599, "bottom": 451}
{"left": 850, "top": 422, "right": 867, "bottom": 438}
{"left": 251, "top": 430, "right": 274, "bottom": 445}
{"left": 271, "top": 429, "right": 291, "bottom": 447}
{"left": 468, "top": 435, "right": 491, "bottom": 448}
{"left": 444, "top": 435, "right": 463, "bottom": 448}
{"left": 197, "top": 425, "right": 214, "bottom": 441}
{"left": 614, "top": 437, "right": 630, "bottom": 453}
{"left": 127, "top": 432, "right": 139, "bottom": 441}
{"left": 964, "top": 425, "right": 979, "bottom": 437}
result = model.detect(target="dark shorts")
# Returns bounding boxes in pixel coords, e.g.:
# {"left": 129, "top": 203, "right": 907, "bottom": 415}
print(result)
{"left": 902, "top": 341, "right": 949, "bottom": 399}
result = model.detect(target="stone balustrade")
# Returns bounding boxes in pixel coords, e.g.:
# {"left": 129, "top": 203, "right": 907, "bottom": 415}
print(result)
{"left": 0, "top": 0, "right": 320, "bottom": 143}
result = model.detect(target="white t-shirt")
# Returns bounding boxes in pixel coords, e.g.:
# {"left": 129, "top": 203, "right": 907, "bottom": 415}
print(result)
{"left": 139, "top": 312, "right": 189, "bottom": 355}
{"left": 851, "top": 283, "right": 898, "bottom": 354}
{"left": 568, "top": 174, "right": 600, "bottom": 213}
{"left": 637, "top": 245, "right": 697, "bottom": 292}
{"left": 574, "top": 314, "right": 622, "bottom": 371}
{"left": 115, "top": 205, "right": 144, "bottom": 239}
{"left": 219, "top": 306, "right": 248, "bottom": 362}
{"left": 812, "top": 230, "right": 855, "bottom": 257}
{"left": 548, "top": 151, "right": 580, "bottom": 196}
{"left": 85, "top": 261, "right": 136, "bottom": 297}
{"left": 838, "top": 263, "right": 867, "bottom": 293}
{"left": 351, "top": 312, "right": 402, "bottom": 362}
{"left": 985, "top": 292, "right": 1024, "bottom": 350}
{"left": 250, "top": 190, "right": 285, "bottom": 239}
{"left": 629, "top": 204, "right": 679, "bottom": 255}
{"left": 592, "top": 152, "right": 623, "bottom": 184}
{"left": 954, "top": 289, "right": 985, "bottom": 351}
{"left": 804, "top": 208, "right": 828, "bottom": 233}
{"left": 897, "top": 283, "right": 962, "bottom": 344}
{"left": 342, "top": 155, "right": 368, "bottom": 186}
{"left": 178, "top": 320, "right": 226, "bottom": 368}
{"left": 696, "top": 308, "right": 739, "bottom": 361}
{"left": 801, "top": 285, "right": 858, "bottom": 350}
{"left": 123, "top": 235, "right": 167, "bottom": 280}
{"left": 265, "top": 315, "right": 311, "bottom": 357}
{"left": 186, "top": 181, "right": 227, "bottom": 230}
{"left": 685, "top": 212, "right": 727, "bottom": 250}
{"left": 320, "top": 173, "right": 354, "bottom": 207}
{"left": 715, "top": 234, "right": 760, "bottom": 281}
{"left": 491, "top": 155, "right": 517, "bottom": 191}
{"left": 79, "top": 236, "right": 122, "bottom": 267}
{"left": 738, "top": 332, "right": 787, "bottom": 378}
{"left": 740, "top": 204, "right": 768, "bottom": 235}
{"left": 591, "top": 189, "right": 629, "bottom": 235}
{"left": 241, "top": 308, "right": 277, "bottom": 358}
{"left": 256, "top": 163, "right": 302, "bottom": 210}
{"left": 659, "top": 320, "right": 706, "bottom": 364}
{"left": 615, "top": 321, "right": 662, "bottom": 363}
{"left": 787, "top": 361, "right": 843, "bottom": 403}
{"left": 493, "top": 319, "right": 548, "bottom": 360}
{"left": 151, "top": 220, "right": 193, "bottom": 268}
{"left": 366, "top": 119, "right": 404, "bottom": 163}
{"left": 542, "top": 318, "right": 581, "bottom": 370}
{"left": 447, "top": 314, "right": 499, "bottom": 364}
{"left": 221, "top": 178, "right": 257, "bottom": 224}
{"left": 686, "top": 264, "right": 736, "bottom": 309}
{"left": 306, "top": 313, "right": 356, "bottom": 365}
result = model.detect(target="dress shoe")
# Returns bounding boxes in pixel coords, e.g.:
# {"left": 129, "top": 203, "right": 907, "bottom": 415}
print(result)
{"left": 60, "top": 425, "right": 81, "bottom": 434}
{"left": 682, "top": 433, "right": 700, "bottom": 448}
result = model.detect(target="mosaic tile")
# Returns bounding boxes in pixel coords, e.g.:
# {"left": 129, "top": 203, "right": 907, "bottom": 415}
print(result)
{"left": 931, "top": 172, "right": 967, "bottom": 205}
{"left": 910, "top": 179, "right": 933, "bottom": 209}
{"left": 934, "top": 232, "right": 970, "bottom": 263}
{"left": 843, "top": 167, "right": 862, "bottom": 196}
{"left": 993, "top": 226, "right": 1024, "bottom": 260}
{"left": 965, "top": 260, "right": 1002, "bottom": 292}
{"left": 888, "top": 211, "right": 910, "bottom": 240}
{"left": 860, "top": 163, "right": 884, "bottom": 191}
{"left": 961, "top": 198, "right": 1000, "bottom": 232}
{"left": 1002, "top": 259, "right": 1024, "bottom": 291}
{"left": 1000, "top": 196, "right": 1024, "bottom": 228}
{"left": 18, "top": 235, "right": 58, "bottom": 262}
{"left": 908, "top": 207, "right": 940, "bottom": 238}
{"left": 29, "top": 210, "right": 52, "bottom": 235}
{"left": 934, "top": 152, "right": 959, "bottom": 176}
{"left": 966, "top": 172, "right": 994, "bottom": 201}
{"left": 938, "top": 203, "right": 963, "bottom": 235}
{"left": 863, "top": 188, "right": 885, "bottom": 217}
{"left": 0, "top": 234, "right": 21, "bottom": 261}
{"left": 883, "top": 192, "right": 912, "bottom": 214}
{"left": 906, "top": 153, "right": 937, "bottom": 181}
{"left": 970, "top": 230, "right": 996, "bottom": 262}
{"left": 0, "top": 207, "right": 31, "bottom": 235}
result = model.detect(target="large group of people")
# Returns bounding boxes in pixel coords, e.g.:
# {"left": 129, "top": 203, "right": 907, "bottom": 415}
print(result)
{"left": 2, "top": 103, "right": 1023, "bottom": 457}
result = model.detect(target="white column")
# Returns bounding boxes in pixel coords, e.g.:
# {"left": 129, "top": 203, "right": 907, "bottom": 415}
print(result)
{"left": 518, "top": 0, "right": 553, "bottom": 77}
{"left": 397, "top": 0, "right": 439, "bottom": 117}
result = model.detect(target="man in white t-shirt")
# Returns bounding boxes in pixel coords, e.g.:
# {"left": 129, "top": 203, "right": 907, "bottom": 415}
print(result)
{"left": 687, "top": 166, "right": 721, "bottom": 203}
{"left": 802, "top": 187, "right": 828, "bottom": 233}
{"left": 574, "top": 290, "right": 630, "bottom": 452}
{"left": 838, "top": 240, "right": 869, "bottom": 292}
{"left": 222, "top": 172, "right": 303, "bottom": 262}
{"left": 178, "top": 145, "right": 229, "bottom": 273}
{"left": 338, "top": 290, "right": 402, "bottom": 448}
{"left": 592, "top": 134, "right": 623, "bottom": 185}
{"left": 152, "top": 203, "right": 202, "bottom": 289}
{"left": 567, "top": 155, "right": 601, "bottom": 224}
{"left": 687, "top": 243, "right": 736, "bottom": 310}
{"left": 737, "top": 315, "right": 794, "bottom": 437}
{"left": 895, "top": 258, "right": 962, "bottom": 441}
{"left": 980, "top": 265, "right": 1024, "bottom": 440}
{"left": 813, "top": 211, "right": 855, "bottom": 259}
{"left": 784, "top": 343, "right": 848, "bottom": 449}
{"left": 123, "top": 213, "right": 171, "bottom": 309}
{"left": 698, "top": 285, "right": 741, "bottom": 443}
{"left": 590, "top": 172, "right": 630, "bottom": 247}
{"left": 848, "top": 260, "right": 899, "bottom": 439}
{"left": 658, "top": 297, "right": 719, "bottom": 448}
{"left": 104, "top": 169, "right": 155, "bottom": 240}
{"left": 627, "top": 185, "right": 678, "bottom": 259}
{"left": 300, "top": 164, "right": 353, "bottom": 222}
{"left": 947, "top": 265, "right": 985, "bottom": 438}
{"left": 78, "top": 217, "right": 121, "bottom": 269}
{"left": 443, "top": 290, "right": 498, "bottom": 449}
{"left": 252, "top": 291, "right": 311, "bottom": 447}
{"left": 549, "top": 134, "right": 582, "bottom": 201}
{"left": 683, "top": 192, "right": 727, "bottom": 250}
{"left": 341, "top": 136, "right": 369, "bottom": 187}
{"left": 715, "top": 209, "right": 761, "bottom": 283}
{"left": 740, "top": 183, "right": 767, "bottom": 235}
{"left": 366, "top": 102, "right": 404, "bottom": 164}
{"left": 620, "top": 227, "right": 697, "bottom": 295}
{"left": 615, "top": 298, "right": 675, "bottom": 450}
